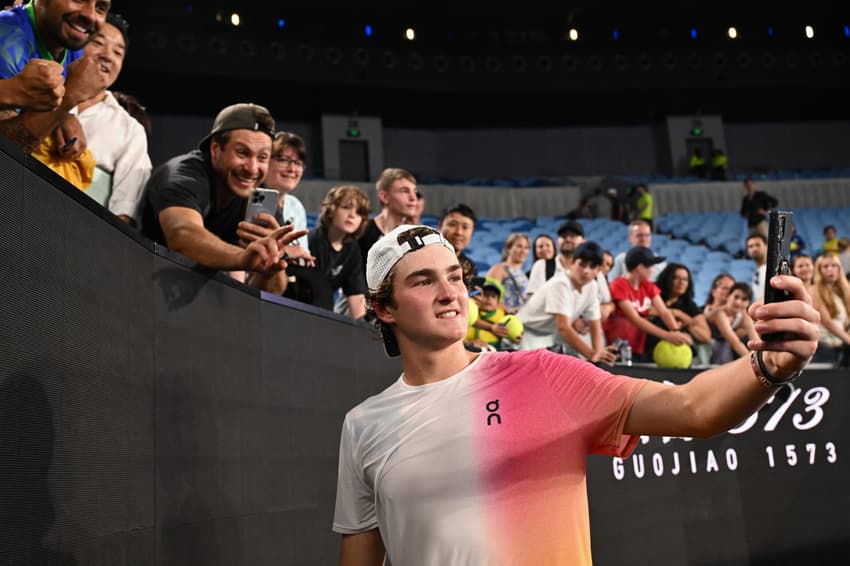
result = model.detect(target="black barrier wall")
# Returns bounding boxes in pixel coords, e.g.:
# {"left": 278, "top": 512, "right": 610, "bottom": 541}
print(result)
{"left": 0, "top": 137, "right": 401, "bottom": 566}
{"left": 0, "top": 137, "right": 848, "bottom": 565}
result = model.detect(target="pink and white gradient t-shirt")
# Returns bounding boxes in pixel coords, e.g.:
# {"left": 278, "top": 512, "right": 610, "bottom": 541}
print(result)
{"left": 333, "top": 349, "right": 647, "bottom": 565}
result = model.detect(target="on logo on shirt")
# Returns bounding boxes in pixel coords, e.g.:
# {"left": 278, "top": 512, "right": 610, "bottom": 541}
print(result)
{"left": 486, "top": 400, "right": 502, "bottom": 426}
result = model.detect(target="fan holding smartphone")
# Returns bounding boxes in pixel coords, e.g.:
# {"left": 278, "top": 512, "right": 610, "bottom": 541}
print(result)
{"left": 244, "top": 188, "right": 279, "bottom": 227}
{"left": 140, "top": 102, "right": 308, "bottom": 295}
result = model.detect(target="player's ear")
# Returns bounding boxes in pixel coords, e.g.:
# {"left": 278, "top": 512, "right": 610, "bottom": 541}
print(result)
{"left": 373, "top": 301, "right": 395, "bottom": 324}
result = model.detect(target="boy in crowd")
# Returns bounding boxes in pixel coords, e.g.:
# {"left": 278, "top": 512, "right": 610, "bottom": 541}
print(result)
{"left": 820, "top": 224, "right": 839, "bottom": 257}
{"left": 518, "top": 240, "right": 616, "bottom": 365}
{"left": 465, "top": 276, "right": 522, "bottom": 351}
{"left": 604, "top": 246, "right": 692, "bottom": 362}
{"left": 357, "top": 167, "right": 419, "bottom": 270}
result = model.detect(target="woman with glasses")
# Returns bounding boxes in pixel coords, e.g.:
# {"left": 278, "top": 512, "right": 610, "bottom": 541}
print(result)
{"left": 263, "top": 131, "right": 313, "bottom": 264}
{"left": 646, "top": 263, "right": 712, "bottom": 365}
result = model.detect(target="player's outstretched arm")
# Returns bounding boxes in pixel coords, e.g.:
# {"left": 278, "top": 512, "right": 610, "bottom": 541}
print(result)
{"left": 625, "top": 275, "right": 819, "bottom": 438}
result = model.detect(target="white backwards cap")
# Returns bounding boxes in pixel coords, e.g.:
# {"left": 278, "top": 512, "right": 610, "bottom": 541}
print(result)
{"left": 366, "top": 224, "right": 455, "bottom": 292}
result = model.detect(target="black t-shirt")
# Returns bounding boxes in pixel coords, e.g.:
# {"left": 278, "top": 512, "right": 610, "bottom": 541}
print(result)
{"left": 357, "top": 219, "right": 383, "bottom": 272}
{"left": 646, "top": 294, "right": 702, "bottom": 354}
{"left": 309, "top": 226, "right": 367, "bottom": 297}
{"left": 141, "top": 149, "right": 246, "bottom": 246}
{"left": 740, "top": 191, "right": 778, "bottom": 227}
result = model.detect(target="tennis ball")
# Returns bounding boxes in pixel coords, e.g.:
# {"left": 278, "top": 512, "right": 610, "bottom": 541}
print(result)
{"left": 468, "top": 298, "right": 479, "bottom": 326}
{"left": 502, "top": 315, "right": 524, "bottom": 341}
{"left": 653, "top": 340, "right": 693, "bottom": 369}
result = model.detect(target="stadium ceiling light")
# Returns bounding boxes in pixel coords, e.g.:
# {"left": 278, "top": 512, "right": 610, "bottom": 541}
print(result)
{"left": 727, "top": 27, "right": 738, "bottom": 40}
{"left": 805, "top": 25, "right": 814, "bottom": 39}
{"left": 230, "top": 13, "right": 240, "bottom": 27}
{"left": 568, "top": 28, "right": 579, "bottom": 41}
{"left": 405, "top": 28, "right": 416, "bottom": 41}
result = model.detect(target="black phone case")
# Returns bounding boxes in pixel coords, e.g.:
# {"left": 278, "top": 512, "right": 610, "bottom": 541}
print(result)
{"left": 762, "top": 210, "right": 792, "bottom": 341}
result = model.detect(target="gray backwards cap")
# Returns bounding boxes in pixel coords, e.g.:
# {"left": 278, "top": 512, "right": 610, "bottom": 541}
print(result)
{"left": 198, "top": 103, "right": 275, "bottom": 151}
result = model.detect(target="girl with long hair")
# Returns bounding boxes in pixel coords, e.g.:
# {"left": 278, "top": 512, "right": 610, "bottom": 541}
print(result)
{"left": 811, "top": 254, "right": 850, "bottom": 366}
{"left": 486, "top": 233, "right": 531, "bottom": 313}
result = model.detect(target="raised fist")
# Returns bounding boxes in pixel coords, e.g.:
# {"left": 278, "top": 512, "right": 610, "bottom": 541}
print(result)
{"left": 64, "top": 55, "right": 109, "bottom": 108}
{"left": 6, "top": 59, "right": 65, "bottom": 111}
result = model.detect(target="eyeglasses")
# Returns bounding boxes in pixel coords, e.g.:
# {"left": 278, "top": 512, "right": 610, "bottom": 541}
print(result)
{"left": 274, "top": 156, "right": 304, "bottom": 168}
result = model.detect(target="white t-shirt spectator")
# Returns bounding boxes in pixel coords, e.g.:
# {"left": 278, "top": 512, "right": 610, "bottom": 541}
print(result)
{"left": 77, "top": 90, "right": 152, "bottom": 222}
{"left": 517, "top": 270, "right": 601, "bottom": 350}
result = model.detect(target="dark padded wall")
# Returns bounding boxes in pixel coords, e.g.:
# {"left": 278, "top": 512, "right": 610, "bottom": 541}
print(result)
{"left": 0, "top": 145, "right": 156, "bottom": 566}
{"left": 0, "top": 136, "right": 847, "bottom": 565}
{"left": 0, "top": 138, "right": 401, "bottom": 566}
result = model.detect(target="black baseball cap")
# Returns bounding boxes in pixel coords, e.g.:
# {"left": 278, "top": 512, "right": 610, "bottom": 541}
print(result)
{"left": 625, "top": 246, "right": 666, "bottom": 270}
{"left": 572, "top": 241, "right": 604, "bottom": 266}
{"left": 198, "top": 103, "right": 275, "bottom": 151}
{"left": 557, "top": 220, "right": 584, "bottom": 237}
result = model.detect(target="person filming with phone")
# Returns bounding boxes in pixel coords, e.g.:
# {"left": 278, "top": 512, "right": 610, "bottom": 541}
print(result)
{"left": 140, "top": 103, "right": 305, "bottom": 294}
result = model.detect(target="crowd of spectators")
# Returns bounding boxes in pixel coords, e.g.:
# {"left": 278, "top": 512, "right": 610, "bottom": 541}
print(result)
{"left": 1, "top": 0, "right": 847, "bottom": 370}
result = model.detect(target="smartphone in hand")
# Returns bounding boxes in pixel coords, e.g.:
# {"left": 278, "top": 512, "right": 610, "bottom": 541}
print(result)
{"left": 244, "top": 188, "right": 279, "bottom": 227}
{"left": 762, "top": 209, "right": 793, "bottom": 341}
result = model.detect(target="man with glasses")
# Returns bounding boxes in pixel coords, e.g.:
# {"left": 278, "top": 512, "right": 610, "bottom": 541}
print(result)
{"left": 608, "top": 219, "right": 667, "bottom": 281}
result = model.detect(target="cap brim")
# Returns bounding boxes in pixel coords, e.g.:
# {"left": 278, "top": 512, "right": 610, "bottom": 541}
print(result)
{"left": 383, "top": 332, "right": 401, "bottom": 358}
{"left": 651, "top": 256, "right": 667, "bottom": 265}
